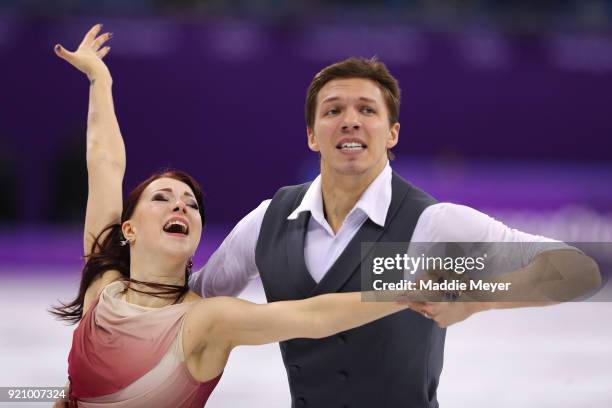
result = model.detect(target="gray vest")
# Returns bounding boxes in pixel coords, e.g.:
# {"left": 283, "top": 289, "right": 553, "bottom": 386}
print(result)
{"left": 255, "top": 172, "right": 444, "bottom": 408}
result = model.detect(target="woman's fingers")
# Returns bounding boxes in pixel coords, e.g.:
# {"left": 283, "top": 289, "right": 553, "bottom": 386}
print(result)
{"left": 55, "top": 27, "right": 112, "bottom": 61}
{"left": 97, "top": 46, "right": 111, "bottom": 59}
{"left": 92, "top": 32, "right": 112, "bottom": 52}
{"left": 54, "top": 44, "right": 75, "bottom": 63}
{"left": 55, "top": 24, "right": 113, "bottom": 78}
{"left": 81, "top": 23, "right": 103, "bottom": 47}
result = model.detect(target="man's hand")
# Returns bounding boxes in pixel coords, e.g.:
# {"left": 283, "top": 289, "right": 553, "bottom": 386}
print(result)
{"left": 397, "top": 264, "right": 482, "bottom": 328}
{"left": 54, "top": 23, "right": 112, "bottom": 81}
{"left": 408, "top": 301, "right": 484, "bottom": 328}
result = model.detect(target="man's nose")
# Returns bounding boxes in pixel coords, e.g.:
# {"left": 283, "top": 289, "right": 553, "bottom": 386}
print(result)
{"left": 341, "top": 108, "right": 361, "bottom": 132}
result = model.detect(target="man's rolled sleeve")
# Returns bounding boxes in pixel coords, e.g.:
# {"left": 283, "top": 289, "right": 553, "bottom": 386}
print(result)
{"left": 189, "top": 199, "right": 270, "bottom": 297}
{"left": 413, "top": 203, "right": 576, "bottom": 268}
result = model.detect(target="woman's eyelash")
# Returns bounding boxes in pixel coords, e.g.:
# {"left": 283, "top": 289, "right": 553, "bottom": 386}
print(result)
{"left": 153, "top": 194, "right": 198, "bottom": 210}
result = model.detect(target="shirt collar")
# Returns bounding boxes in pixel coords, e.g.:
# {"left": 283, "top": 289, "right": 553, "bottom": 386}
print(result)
{"left": 287, "top": 162, "right": 392, "bottom": 228}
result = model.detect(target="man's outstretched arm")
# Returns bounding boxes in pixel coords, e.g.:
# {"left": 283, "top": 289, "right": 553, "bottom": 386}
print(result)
{"left": 189, "top": 199, "right": 271, "bottom": 297}
{"left": 407, "top": 203, "right": 601, "bottom": 327}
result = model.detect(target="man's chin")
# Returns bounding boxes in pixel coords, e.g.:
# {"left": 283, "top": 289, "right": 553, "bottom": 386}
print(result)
{"left": 328, "top": 160, "right": 373, "bottom": 177}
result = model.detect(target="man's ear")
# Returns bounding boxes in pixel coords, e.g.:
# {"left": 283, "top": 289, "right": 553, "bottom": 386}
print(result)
{"left": 307, "top": 126, "right": 320, "bottom": 152}
{"left": 387, "top": 122, "right": 400, "bottom": 149}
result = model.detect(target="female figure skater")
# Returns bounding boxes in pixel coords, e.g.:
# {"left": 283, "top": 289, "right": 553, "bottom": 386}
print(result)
{"left": 52, "top": 25, "right": 412, "bottom": 407}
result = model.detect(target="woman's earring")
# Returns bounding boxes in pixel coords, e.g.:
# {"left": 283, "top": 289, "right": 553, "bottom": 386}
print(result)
{"left": 186, "top": 258, "right": 193, "bottom": 274}
{"left": 119, "top": 232, "right": 131, "bottom": 246}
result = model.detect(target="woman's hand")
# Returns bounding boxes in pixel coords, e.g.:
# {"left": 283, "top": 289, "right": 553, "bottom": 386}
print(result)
{"left": 54, "top": 23, "right": 112, "bottom": 81}
{"left": 52, "top": 397, "right": 68, "bottom": 408}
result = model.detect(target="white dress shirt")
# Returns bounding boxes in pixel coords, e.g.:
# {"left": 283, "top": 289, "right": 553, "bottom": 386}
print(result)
{"left": 190, "top": 162, "right": 565, "bottom": 297}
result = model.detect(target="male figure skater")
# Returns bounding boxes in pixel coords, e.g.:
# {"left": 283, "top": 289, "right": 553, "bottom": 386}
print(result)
{"left": 190, "top": 58, "right": 599, "bottom": 408}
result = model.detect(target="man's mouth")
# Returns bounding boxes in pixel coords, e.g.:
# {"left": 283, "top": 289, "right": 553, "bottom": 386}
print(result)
{"left": 162, "top": 219, "right": 189, "bottom": 235}
{"left": 336, "top": 141, "right": 367, "bottom": 151}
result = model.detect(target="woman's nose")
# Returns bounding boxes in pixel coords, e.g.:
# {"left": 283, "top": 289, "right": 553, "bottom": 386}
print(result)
{"left": 172, "top": 200, "right": 187, "bottom": 213}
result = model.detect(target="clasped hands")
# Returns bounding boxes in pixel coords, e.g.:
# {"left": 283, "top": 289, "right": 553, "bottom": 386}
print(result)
{"left": 395, "top": 268, "right": 486, "bottom": 328}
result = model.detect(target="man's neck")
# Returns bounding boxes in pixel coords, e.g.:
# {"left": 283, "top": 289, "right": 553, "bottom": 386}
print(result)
{"left": 320, "top": 161, "right": 387, "bottom": 234}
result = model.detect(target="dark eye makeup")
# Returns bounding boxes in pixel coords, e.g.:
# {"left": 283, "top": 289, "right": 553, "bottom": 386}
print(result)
{"left": 152, "top": 193, "right": 199, "bottom": 211}
{"left": 152, "top": 193, "right": 168, "bottom": 201}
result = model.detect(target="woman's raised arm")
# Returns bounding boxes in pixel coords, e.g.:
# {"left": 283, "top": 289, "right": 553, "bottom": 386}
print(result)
{"left": 55, "top": 24, "right": 125, "bottom": 256}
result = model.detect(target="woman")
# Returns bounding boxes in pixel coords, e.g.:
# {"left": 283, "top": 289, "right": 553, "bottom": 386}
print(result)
{"left": 52, "top": 24, "right": 412, "bottom": 407}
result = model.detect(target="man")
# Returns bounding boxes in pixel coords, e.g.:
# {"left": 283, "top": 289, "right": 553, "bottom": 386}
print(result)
{"left": 190, "top": 58, "right": 600, "bottom": 407}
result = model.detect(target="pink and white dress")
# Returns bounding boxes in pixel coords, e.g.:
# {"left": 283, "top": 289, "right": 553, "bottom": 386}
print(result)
{"left": 68, "top": 281, "right": 221, "bottom": 407}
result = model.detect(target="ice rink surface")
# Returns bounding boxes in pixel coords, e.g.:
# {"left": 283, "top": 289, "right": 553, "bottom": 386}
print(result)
{"left": 1, "top": 268, "right": 611, "bottom": 408}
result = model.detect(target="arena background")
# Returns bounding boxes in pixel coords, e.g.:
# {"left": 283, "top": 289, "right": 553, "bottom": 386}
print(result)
{"left": 0, "top": 1, "right": 611, "bottom": 406}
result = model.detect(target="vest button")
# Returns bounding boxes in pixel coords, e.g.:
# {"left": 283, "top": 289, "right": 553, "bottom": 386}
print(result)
{"left": 296, "top": 397, "right": 307, "bottom": 407}
{"left": 290, "top": 364, "right": 301, "bottom": 373}
{"left": 338, "top": 370, "right": 349, "bottom": 380}
{"left": 337, "top": 334, "right": 347, "bottom": 344}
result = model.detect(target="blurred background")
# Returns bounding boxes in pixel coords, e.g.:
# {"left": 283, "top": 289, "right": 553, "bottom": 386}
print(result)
{"left": 0, "top": 0, "right": 611, "bottom": 407}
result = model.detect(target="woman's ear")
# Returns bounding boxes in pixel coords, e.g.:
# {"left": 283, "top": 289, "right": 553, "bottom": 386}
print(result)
{"left": 121, "top": 221, "right": 137, "bottom": 243}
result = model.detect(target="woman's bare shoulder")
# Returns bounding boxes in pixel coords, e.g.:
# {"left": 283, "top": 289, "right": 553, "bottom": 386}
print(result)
{"left": 183, "top": 290, "right": 203, "bottom": 303}
{"left": 183, "top": 296, "right": 236, "bottom": 382}
{"left": 83, "top": 270, "right": 124, "bottom": 314}
{"left": 182, "top": 297, "right": 240, "bottom": 349}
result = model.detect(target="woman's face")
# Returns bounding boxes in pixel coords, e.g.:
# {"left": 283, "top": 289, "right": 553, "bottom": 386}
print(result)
{"left": 122, "top": 177, "right": 203, "bottom": 261}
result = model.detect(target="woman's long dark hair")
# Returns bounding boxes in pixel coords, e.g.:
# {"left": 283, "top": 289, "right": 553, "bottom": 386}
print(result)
{"left": 50, "top": 170, "right": 205, "bottom": 324}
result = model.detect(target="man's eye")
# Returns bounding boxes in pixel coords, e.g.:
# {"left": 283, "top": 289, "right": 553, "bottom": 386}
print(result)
{"left": 325, "top": 108, "right": 339, "bottom": 115}
{"left": 152, "top": 194, "right": 168, "bottom": 201}
{"left": 361, "top": 106, "right": 375, "bottom": 114}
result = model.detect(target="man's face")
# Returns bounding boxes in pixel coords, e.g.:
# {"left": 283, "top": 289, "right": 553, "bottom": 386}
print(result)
{"left": 307, "top": 78, "right": 399, "bottom": 177}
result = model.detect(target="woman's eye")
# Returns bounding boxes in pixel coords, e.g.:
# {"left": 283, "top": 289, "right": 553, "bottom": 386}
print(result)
{"left": 189, "top": 203, "right": 199, "bottom": 210}
{"left": 152, "top": 194, "right": 168, "bottom": 201}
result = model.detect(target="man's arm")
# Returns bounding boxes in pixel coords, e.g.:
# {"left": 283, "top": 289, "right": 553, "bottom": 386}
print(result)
{"left": 409, "top": 203, "right": 601, "bottom": 327}
{"left": 189, "top": 199, "right": 270, "bottom": 297}
{"left": 466, "top": 247, "right": 600, "bottom": 306}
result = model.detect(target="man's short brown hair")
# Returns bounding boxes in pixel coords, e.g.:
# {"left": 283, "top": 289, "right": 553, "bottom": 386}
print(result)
{"left": 305, "top": 57, "right": 401, "bottom": 128}
{"left": 305, "top": 57, "right": 401, "bottom": 159}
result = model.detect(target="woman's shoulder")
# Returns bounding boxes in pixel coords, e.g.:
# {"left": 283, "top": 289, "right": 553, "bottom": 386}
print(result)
{"left": 83, "top": 269, "right": 124, "bottom": 314}
{"left": 182, "top": 296, "right": 240, "bottom": 340}
{"left": 183, "top": 290, "right": 203, "bottom": 303}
